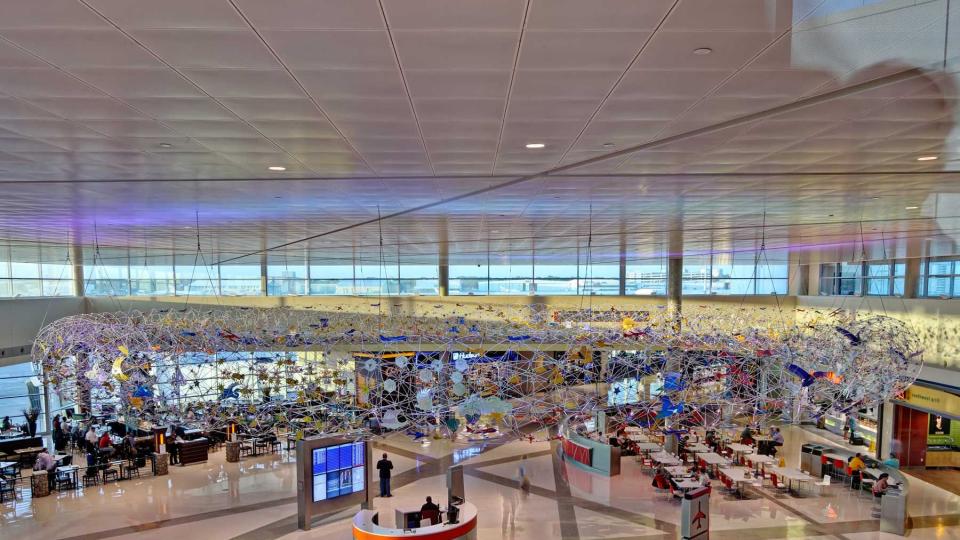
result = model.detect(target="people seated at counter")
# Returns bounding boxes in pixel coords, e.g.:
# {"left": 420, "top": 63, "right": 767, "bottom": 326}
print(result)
{"left": 771, "top": 427, "right": 784, "bottom": 453}
{"left": 420, "top": 496, "right": 441, "bottom": 525}
{"left": 849, "top": 453, "right": 866, "bottom": 472}
{"left": 882, "top": 453, "right": 900, "bottom": 469}
{"left": 872, "top": 473, "right": 891, "bottom": 497}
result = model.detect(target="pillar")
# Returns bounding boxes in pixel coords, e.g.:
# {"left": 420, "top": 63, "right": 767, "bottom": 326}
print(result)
{"left": 903, "top": 259, "right": 922, "bottom": 298}
{"left": 667, "top": 256, "right": 682, "bottom": 332}
{"left": 260, "top": 252, "right": 268, "bottom": 296}
{"left": 438, "top": 237, "right": 449, "bottom": 297}
{"left": 71, "top": 244, "right": 84, "bottom": 297}
{"left": 618, "top": 232, "right": 627, "bottom": 296}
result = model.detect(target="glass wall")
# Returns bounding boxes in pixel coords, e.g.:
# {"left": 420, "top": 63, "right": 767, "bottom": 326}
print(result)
{"left": 0, "top": 244, "right": 74, "bottom": 298}
{"left": 819, "top": 260, "right": 906, "bottom": 296}
{"left": 921, "top": 257, "right": 960, "bottom": 298}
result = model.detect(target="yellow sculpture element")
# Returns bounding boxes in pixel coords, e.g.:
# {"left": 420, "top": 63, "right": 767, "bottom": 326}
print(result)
{"left": 111, "top": 357, "right": 129, "bottom": 381}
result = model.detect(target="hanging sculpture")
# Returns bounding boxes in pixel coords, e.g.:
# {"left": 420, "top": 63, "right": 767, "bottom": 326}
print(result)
{"left": 32, "top": 303, "right": 922, "bottom": 442}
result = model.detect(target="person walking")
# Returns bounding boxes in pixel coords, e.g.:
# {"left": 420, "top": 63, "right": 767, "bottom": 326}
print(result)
{"left": 376, "top": 452, "right": 393, "bottom": 497}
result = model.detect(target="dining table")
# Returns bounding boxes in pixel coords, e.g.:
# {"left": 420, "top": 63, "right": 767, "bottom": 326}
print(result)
{"left": 770, "top": 467, "right": 815, "bottom": 494}
{"left": 651, "top": 452, "right": 682, "bottom": 466}
{"left": 54, "top": 465, "right": 79, "bottom": 490}
{"left": 672, "top": 478, "right": 702, "bottom": 491}
{"left": 686, "top": 443, "right": 710, "bottom": 453}
{"left": 694, "top": 452, "right": 729, "bottom": 466}
{"left": 636, "top": 442, "right": 663, "bottom": 452}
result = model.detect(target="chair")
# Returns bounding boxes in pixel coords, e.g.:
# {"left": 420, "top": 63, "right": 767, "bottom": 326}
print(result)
{"left": 769, "top": 473, "right": 788, "bottom": 494}
{"left": 55, "top": 468, "right": 76, "bottom": 491}
{"left": 82, "top": 467, "right": 100, "bottom": 487}
{"left": 125, "top": 460, "right": 141, "bottom": 479}
{"left": 814, "top": 474, "right": 831, "bottom": 496}
{"left": 420, "top": 509, "right": 441, "bottom": 525}
{"left": 102, "top": 464, "right": 120, "bottom": 483}
{"left": 0, "top": 477, "right": 16, "bottom": 502}
{"left": 668, "top": 484, "right": 682, "bottom": 501}
{"left": 859, "top": 476, "right": 875, "bottom": 497}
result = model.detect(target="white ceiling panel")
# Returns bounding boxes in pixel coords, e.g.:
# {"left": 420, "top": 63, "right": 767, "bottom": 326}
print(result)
{"left": 510, "top": 69, "right": 622, "bottom": 100}
{"left": 413, "top": 99, "right": 505, "bottom": 121}
{"left": 392, "top": 31, "right": 519, "bottom": 70}
{"left": 518, "top": 31, "right": 650, "bottom": 70}
{"left": 72, "top": 67, "right": 204, "bottom": 97}
{"left": 262, "top": 30, "right": 396, "bottom": 70}
{"left": 247, "top": 120, "right": 341, "bottom": 139}
{"left": 526, "top": 0, "right": 674, "bottom": 31}
{"left": 634, "top": 30, "right": 779, "bottom": 70}
{"left": 28, "top": 97, "right": 146, "bottom": 119}
{"left": 404, "top": 69, "right": 512, "bottom": 99}
{"left": 124, "top": 97, "right": 236, "bottom": 120}
{"left": 0, "top": 29, "right": 161, "bottom": 68}
{"left": 132, "top": 29, "right": 279, "bottom": 69}
{"left": 233, "top": 0, "right": 384, "bottom": 30}
{"left": 0, "top": 0, "right": 111, "bottom": 29}
{"left": 297, "top": 69, "right": 406, "bottom": 98}
{"left": 663, "top": 0, "right": 787, "bottom": 32}
{"left": 0, "top": 98, "right": 60, "bottom": 119}
{"left": 0, "top": 68, "right": 103, "bottom": 97}
{"left": 182, "top": 68, "right": 304, "bottom": 98}
{"left": 218, "top": 98, "right": 325, "bottom": 120}
{"left": 86, "top": 0, "right": 247, "bottom": 29}
{"left": 382, "top": 0, "right": 525, "bottom": 30}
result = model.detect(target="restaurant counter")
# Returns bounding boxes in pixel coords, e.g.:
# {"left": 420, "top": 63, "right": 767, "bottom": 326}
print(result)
{"left": 178, "top": 437, "right": 209, "bottom": 466}
{"left": 353, "top": 502, "right": 477, "bottom": 540}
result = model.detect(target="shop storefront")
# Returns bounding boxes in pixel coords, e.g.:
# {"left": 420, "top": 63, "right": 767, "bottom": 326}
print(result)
{"left": 891, "top": 385, "right": 960, "bottom": 468}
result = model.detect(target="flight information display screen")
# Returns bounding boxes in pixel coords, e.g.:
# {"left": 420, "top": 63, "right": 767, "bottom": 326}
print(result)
{"left": 312, "top": 441, "right": 365, "bottom": 502}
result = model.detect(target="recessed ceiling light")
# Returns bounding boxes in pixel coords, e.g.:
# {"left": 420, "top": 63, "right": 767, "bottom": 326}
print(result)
{"left": 871, "top": 196, "right": 879, "bottom": 200}
{"left": 158, "top": 143, "right": 173, "bottom": 148}
{"left": 916, "top": 155, "right": 938, "bottom": 161}
{"left": 693, "top": 47, "right": 713, "bottom": 55}
{"left": 601, "top": 142, "right": 616, "bottom": 148}
{"left": 268, "top": 165, "right": 287, "bottom": 171}
{"left": 525, "top": 143, "right": 545, "bottom": 149}
{"left": 828, "top": 214, "right": 834, "bottom": 217}
{"left": 905, "top": 206, "right": 919, "bottom": 210}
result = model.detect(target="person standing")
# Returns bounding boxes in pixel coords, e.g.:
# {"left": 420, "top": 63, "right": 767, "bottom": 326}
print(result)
{"left": 376, "top": 453, "right": 393, "bottom": 497}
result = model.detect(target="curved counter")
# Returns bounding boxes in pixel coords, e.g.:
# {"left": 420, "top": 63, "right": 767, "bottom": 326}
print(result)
{"left": 352, "top": 502, "right": 478, "bottom": 540}
{"left": 559, "top": 416, "right": 621, "bottom": 476}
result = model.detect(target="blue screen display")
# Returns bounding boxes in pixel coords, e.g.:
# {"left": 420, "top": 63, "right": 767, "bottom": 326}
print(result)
{"left": 312, "top": 442, "right": 365, "bottom": 502}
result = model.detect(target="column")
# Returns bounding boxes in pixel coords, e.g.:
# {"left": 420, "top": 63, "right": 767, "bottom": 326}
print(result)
{"left": 618, "top": 232, "right": 627, "bottom": 296}
{"left": 667, "top": 256, "right": 682, "bottom": 332}
{"left": 438, "top": 236, "right": 449, "bottom": 297}
{"left": 903, "top": 257, "right": 922, "bottom": 299}
{"left": 260, "top": 252, "right": 268, "bottom": 296}
{"left": 71, "top": 244, "right": 84, "bottom": 297}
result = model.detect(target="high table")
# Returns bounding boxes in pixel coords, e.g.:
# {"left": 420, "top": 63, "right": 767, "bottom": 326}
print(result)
{"left": 353, "top": 502, "right": 477, "bottom": 540}
{"left": 770, "top": 467, "right": 815, "bottom": 495}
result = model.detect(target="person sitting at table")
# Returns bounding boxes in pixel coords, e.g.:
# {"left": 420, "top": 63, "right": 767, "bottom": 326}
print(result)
{"left": 420, "top": 496, "right": 441, "bottom": 525}
{"left": 34, "top": 448, "right": 56, "bottom": 489}
{"left": 740, "top": 426, "right": 754, "bottom": 445}
{"left": 85, "top": 426, "right": 98, "bottom": 446}
{"left": 98, "top": 430, "right": 116, "bottom": 458}
{"left": 881, "top": 452, "right": 900, "bottom": 469}
{"left": 652, "top": 465, "right": 671, "bottom": 490}
{"left": 872, "top": 473, "right": 891, "bottom": 498}
{"left": 770, "top": 427, "right": 784, "bottom": 454}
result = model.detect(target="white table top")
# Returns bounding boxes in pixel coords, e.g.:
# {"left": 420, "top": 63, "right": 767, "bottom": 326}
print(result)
{"left": 673, "top": 479, "right": 702, "bottom": 490}
{"left": 628, "top": 434, "right": 653, "bottom": 442}
{"left": 823, "top": 453, "right": 846, "bottom": 461}
{"left": 727, "top": 443, "right": 755, "bottom": 453}
{"left": 665, "top": 466, "right": 690, "bottom": 476}
{"left": 719, "top": 466, "right": 755, "bottom": 482}
{"left": 750, "top": 454, "right": 777, "bottom": 464}
{"left": 864, "top": 468, "right": 884, "bottom": 479}
{"left": 55, "top": 465, "right": 78, "bottom": 473}
{"left": 770, "top": 467, "right": 813, "bottom": 482}
{"left": 636, "top": 442, "right": 663, "bottom": 451}
{"left": 651, "top": 452, "right": 682, "bottom": 465}
{"left": 624, "top": 426, "right": 643, "bottom": 433}
{"left": 686, "top": 443, "right": 710, "bottom": 453}
{"left": 0, "top": 461, "right": 17, "bottom": 468}
{"left": 695, "top": 452, "right": 729, "bottom": 465}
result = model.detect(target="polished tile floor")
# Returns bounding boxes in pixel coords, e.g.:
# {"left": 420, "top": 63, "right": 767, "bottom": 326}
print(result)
{"left": 2, "top": 426, "right": 959, "bottom": 540}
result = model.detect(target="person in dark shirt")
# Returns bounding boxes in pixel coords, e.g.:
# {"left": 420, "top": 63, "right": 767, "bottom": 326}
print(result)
{"left": 376, "top": 453, "right": 393, "bottom": 497}
{"left": 420, "top": 496, "right": 440, "bottom": 513}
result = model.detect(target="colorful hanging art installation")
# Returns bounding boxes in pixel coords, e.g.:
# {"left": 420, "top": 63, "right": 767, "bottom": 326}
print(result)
{"left": 32, "top": 303, "right": 922, "bottom": 442}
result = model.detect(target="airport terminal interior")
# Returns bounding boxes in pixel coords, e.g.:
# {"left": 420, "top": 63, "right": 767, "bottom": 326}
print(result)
{"left": 2, "top": 1, "right": 960, "bottom": 539}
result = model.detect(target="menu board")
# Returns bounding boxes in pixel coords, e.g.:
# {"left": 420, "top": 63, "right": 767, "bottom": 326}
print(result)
{"left": 311, "top": 441, "right": 365, "bottom": 502}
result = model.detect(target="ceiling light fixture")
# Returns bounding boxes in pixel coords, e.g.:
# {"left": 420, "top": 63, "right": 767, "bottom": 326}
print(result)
{"left": 905, "top": 206, "right": 919, "bottom": 210}
{"left": 693, "top": 47, "right": 713, "bottom": 55}
{"left": 525, "top": 143, "right": 545, "bottom": 149}
{"left": 601, "top": 142, "right": 616, "bottom": 148}
{"left": 268, "top": 166, "right": 287, "bottom": 171}
{"left": 158, "top": 143, "right": 173, "bottom": 148}
{"left": 916, "top": 155, "right": 938, "bottom": 161}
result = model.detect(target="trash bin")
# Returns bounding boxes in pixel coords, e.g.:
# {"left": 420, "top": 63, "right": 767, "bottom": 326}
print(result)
{"left": 809, "top": 446, "right": 825, "bottom": 478}
{"left": 800, "top": 443, "right": 817, "bottom": 474}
